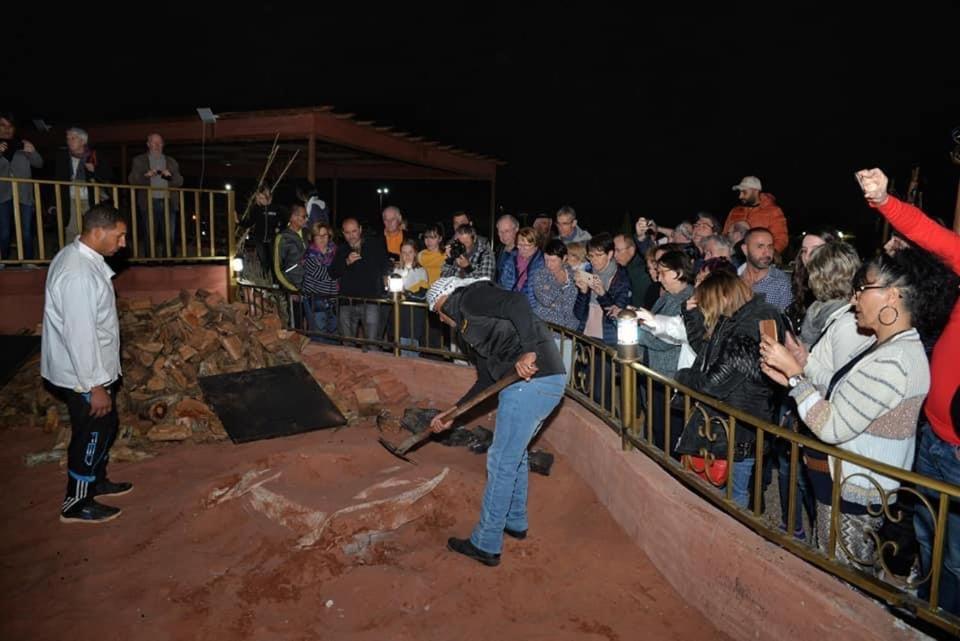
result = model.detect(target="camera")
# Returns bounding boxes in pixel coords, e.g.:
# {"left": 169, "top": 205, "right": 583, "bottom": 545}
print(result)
{"left": 644, "top": 219, "right": 657, "bottom": 238}
{"left": 446, "top": 239, "right": 467, "bottom": 265}
{"left": 0, "top": 138, "right": 24, "bottom": 162}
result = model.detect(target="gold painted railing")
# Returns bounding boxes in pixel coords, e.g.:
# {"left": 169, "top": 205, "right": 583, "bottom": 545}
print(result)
{"left": 239, "top": 287, "right": 960, "bottom": 636}
{"left": 0, "top": 177, "right": 236, "bottom": 263}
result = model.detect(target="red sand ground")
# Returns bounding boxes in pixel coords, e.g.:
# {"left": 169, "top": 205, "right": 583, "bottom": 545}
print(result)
{"left": 0, "top": 415, "right": 730, "bottom": 641}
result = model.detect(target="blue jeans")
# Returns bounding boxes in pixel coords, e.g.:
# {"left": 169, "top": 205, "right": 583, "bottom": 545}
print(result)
{"left": 470, "top": 374, "right": 566, "bottom": 554}
{"left": 777, "top": 439, "right": 813, "bottom": 534}
{"left": 306, "top": 297, "right": 338, "bottom": 344}
{"left": 914, "top": 422, "right": 960, "bottom": 615}
{"left": 0, "top": 200, "right": 36, "bottom": 260}
{"left": 731, "top": 458, "right": 756, "bottom": 509}
{"left": 399, "top": 337, "right": 420, "bottom": 358}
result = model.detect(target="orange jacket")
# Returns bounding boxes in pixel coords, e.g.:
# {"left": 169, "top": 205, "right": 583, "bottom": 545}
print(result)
{"left": 722, "top": 192, "right": 789, "bottom": 253}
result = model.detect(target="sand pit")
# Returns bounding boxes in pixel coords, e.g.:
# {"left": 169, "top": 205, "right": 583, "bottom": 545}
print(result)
{"left": 0, "top": 406, "right": 729, "bottom": 641}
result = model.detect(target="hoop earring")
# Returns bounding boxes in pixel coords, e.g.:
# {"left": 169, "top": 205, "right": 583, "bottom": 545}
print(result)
{"left": 878, "top": 305, "right": 899, "bottom": 326}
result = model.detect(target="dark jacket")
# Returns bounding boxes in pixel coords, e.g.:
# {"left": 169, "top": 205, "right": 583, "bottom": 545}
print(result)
{"left": 333, "top": 235, "right": 390, "bottom": 298}
{"left": 623, "top": 253, "right": 654, "bottom": 309}
{"left": 573, "top": 264, "right": 632, "bottom": 345}
{"left": 128, "top": 153, "right": 184, "bottom": 211}
{"left": 54, "top": 149, "right": 114, "bottom": 208}
{"left": 245, "top": 202, "right": 286, "bottom": 245}
{"left": 444, "top": 281, "right": 565, "bottom": 405}
{"left": 274, "top": 227, "right": 306, "bottom": 291}
{"left": 676, "top": 295, "right": 784, "bottom": 450}
{"left": 498, "top": 249, "right": 545, "bottom": 307}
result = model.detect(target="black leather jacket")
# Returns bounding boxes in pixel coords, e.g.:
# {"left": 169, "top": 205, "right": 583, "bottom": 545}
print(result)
{"left": 444, "top": 281, "right": 565, "bottom": 405}
{"left": 677, "top": 295, "right": 784, "bottom": 447}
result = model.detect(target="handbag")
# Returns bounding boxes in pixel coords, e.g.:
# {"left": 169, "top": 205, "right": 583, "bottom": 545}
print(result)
{"left": 674, "top": 403, "right": 731, "bottom": 486}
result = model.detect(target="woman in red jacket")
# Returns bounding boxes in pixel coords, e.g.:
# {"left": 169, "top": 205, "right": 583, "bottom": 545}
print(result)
{"left": 857, "top": 168, "right": 960, "bottom": 614}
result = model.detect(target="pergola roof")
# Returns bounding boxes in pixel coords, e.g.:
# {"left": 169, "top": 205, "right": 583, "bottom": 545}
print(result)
{"left": 82, "top": 106, "right": 503, "bottom": 182}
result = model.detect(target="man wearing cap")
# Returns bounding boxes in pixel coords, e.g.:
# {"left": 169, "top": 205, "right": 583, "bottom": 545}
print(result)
{"left": 722, "top": 176, "right": 789, "bottom": 254}
{"left": 426, "top": 276, "right": 566, "bottom": 567}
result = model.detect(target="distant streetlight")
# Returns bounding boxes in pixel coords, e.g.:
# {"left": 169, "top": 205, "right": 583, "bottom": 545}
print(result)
{"left": 377, "top": 186, "right": 390, "bottom": 209}
{"left": 224, "top": 183, "right": 233, "bottom": 191}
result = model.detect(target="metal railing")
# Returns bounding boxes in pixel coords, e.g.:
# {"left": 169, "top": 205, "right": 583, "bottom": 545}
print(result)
{"left": 243, "top": 285, "right": 960, "bottom": 636}
{"left": 0, "top": 177, "right": 236, "bottom": 264}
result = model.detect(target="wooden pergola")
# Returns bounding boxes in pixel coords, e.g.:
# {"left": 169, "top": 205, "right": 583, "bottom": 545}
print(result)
{"left": 80, "top": 106, "right": 503, "bottom": 230}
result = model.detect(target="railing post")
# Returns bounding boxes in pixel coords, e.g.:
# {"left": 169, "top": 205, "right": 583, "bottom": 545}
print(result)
{"left": 392, "top": 293, "right": 402, "bottom": 357}
{"left": 618, "top": 356, "right": 636, "bottom": 451}
{"left": 227, "top": 190, "right": 237, "bottom": 302}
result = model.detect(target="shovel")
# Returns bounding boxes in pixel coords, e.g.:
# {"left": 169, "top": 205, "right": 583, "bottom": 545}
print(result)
{"left": 378, "top": 372, "right": 521, "bottom": 464}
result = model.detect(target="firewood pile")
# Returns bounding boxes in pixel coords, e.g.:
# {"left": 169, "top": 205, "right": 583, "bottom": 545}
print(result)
{"left": 2, "top": 289, "right": 312, "bottom": 465}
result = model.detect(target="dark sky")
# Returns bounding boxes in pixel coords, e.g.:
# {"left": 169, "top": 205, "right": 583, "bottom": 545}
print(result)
{"left": 8, "top": 3, "right": 960, "bottom": 249}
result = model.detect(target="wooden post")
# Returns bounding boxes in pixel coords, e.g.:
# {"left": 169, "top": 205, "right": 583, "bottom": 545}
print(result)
{"left": 307, "top": 134, "right": 316, "bottom": 184}
{"left": 489, "top": 174, "right": 496, "bottom": 241}
{"left": 332, "top": 175, "right": 338, "bottom": 228}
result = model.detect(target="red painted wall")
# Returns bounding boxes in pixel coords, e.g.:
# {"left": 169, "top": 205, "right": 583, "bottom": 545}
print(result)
{"left": 0, "top": 264, "right": 228, "bottom": 333}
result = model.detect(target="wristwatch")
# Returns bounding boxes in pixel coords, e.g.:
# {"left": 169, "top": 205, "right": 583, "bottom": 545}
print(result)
{"left": 787, "top": 373, "right": 806, "bottom": 388}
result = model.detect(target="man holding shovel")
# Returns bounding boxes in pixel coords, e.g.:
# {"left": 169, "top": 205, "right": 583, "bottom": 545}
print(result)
{"left": 426, "top": 277, "right": 566, "bottom": 566}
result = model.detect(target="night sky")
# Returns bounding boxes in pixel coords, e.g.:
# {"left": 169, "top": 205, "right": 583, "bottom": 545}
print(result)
{"left": 7, "top": 3, "right": 960, "bottom": 251}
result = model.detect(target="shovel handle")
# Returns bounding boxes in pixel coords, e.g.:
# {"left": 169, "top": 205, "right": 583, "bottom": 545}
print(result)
{"left": 443, "top": 372, "right": 522, "bottom": 422}
{"left": 395, "top": 372, "right": 523, "bottom": 456}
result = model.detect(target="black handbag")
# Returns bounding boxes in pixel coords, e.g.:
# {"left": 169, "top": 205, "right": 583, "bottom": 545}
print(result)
{"left": 674, "top": 402, "right": 729, "bottom": 458}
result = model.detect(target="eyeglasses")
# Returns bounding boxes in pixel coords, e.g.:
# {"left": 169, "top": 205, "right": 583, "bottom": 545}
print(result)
{"left": 854, "top": 283, "right": 888, "bottom": 296}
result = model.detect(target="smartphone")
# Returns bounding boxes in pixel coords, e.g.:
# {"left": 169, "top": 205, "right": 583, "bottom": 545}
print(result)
{"left": 759, "top": 319, "right": 777, "bottom": 342}
{"left": 854, "top": 171, "right": 866, "bottom": 193}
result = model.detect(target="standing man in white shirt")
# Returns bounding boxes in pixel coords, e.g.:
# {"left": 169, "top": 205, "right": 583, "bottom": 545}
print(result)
{"left": 42, "top": 204, "right": 131, "bottom": 524}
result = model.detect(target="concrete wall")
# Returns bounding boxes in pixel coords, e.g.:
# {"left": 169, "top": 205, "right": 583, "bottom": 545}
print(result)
{"left": 302, "top": 344, "right": 928, "bottom": 641}
{"left": 0, "top": 264, "right": 228, "bottom": 333}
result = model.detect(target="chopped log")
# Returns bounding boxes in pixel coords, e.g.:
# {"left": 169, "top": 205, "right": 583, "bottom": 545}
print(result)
{"left": 255, "top": 329, "right": 283, "bottom": 352}
{"left": 135, "top": 349, "right": 156, "bottom": 368}
{"left": 262, "top": 316, "right": 283, "bottom": 331}
{"left": 195, "top": 288, "right": 213, "bottom": 300}
{"left": 186, "top": 299, "right": 210, "bottom": 318}
{"left": 178, "top": 345, "right": 198, "bottom": 362}
{"left": 156, "top": 298, "right": 184, "bottom": 319}
{"left": 43, "top": 406, "right": 59, "bottom": 433}
{"left": 204, "top": 293, "right": 225, "bottom": 309}
{"left": 138, "top": 394, "right": 178, "bottom": 422}
{"left": 151, "top": 356, "right": 167, "bottom": 377}
{"left": 180, "top": 311, "right": 202, "bottom": 329}
{"left": 174, "top": 398, "right": 215, "bottom": 419}
{"left": 146, "top": 374, "right": 168, "bottom": 392}
{"left": 136, "top": 341, "right": 163, "bottom": 355}
{"left": 147, "top": 421, "right": 192, "bottom": 442}
{"left": 198, "top": 357, "right": 221, "bottom": 377}
{"left": 167, "top": 365, "right": 189, "bottom": 390}
{"left": 220, "top": 335, "right": 244, "bottom": 362}
{"left": 128, "top": 298, "right": 154, "bottom": 311}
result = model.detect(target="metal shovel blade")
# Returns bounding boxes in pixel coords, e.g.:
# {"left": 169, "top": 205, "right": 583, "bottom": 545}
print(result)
{"left": 377, "top": 429, "right": 432, "bottom": 464}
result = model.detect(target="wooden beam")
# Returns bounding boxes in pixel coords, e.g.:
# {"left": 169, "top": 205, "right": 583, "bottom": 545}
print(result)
{"left": 307, "top": 134, "right": 316, "bottom": 183}
{"left": 81, "top": 108, "right": 499, "bottom": 179}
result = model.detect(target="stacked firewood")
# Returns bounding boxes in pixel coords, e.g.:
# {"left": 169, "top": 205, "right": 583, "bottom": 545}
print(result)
{"left": 3, "top": 289, "right": 310, "bottom": 464}
{"left": 117, "top": 289, "right": 309, "bottom": 443}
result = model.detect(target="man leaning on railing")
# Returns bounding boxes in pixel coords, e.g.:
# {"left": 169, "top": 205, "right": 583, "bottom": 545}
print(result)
{"left": 0, "top": 112, "right": 43, "bottom": 263}
{"left": 128, "top": 133, "right": 183, "bottom": 257}
{"left": 55, "top": 127, "right": 112, "bottom": 242}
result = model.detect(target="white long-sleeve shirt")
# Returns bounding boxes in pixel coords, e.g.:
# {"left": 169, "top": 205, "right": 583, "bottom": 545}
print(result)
{"left": 41, "top": 238, "right": 121, "bottom": 392}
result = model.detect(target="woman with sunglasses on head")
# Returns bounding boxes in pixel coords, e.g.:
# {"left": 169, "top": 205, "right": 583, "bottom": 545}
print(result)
{"left": 760, "top": 250, "right": 932, "bottom": 569}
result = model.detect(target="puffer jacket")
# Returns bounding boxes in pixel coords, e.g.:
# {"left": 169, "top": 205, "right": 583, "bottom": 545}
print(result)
{"left": 722, "top": 192, "right": 789, "bottom": 253}
{"left": 676, "top": 295, "right": 784, "bottom": 453}
{"left": 497, "top": 249, "right": 545, "bottom": 307}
